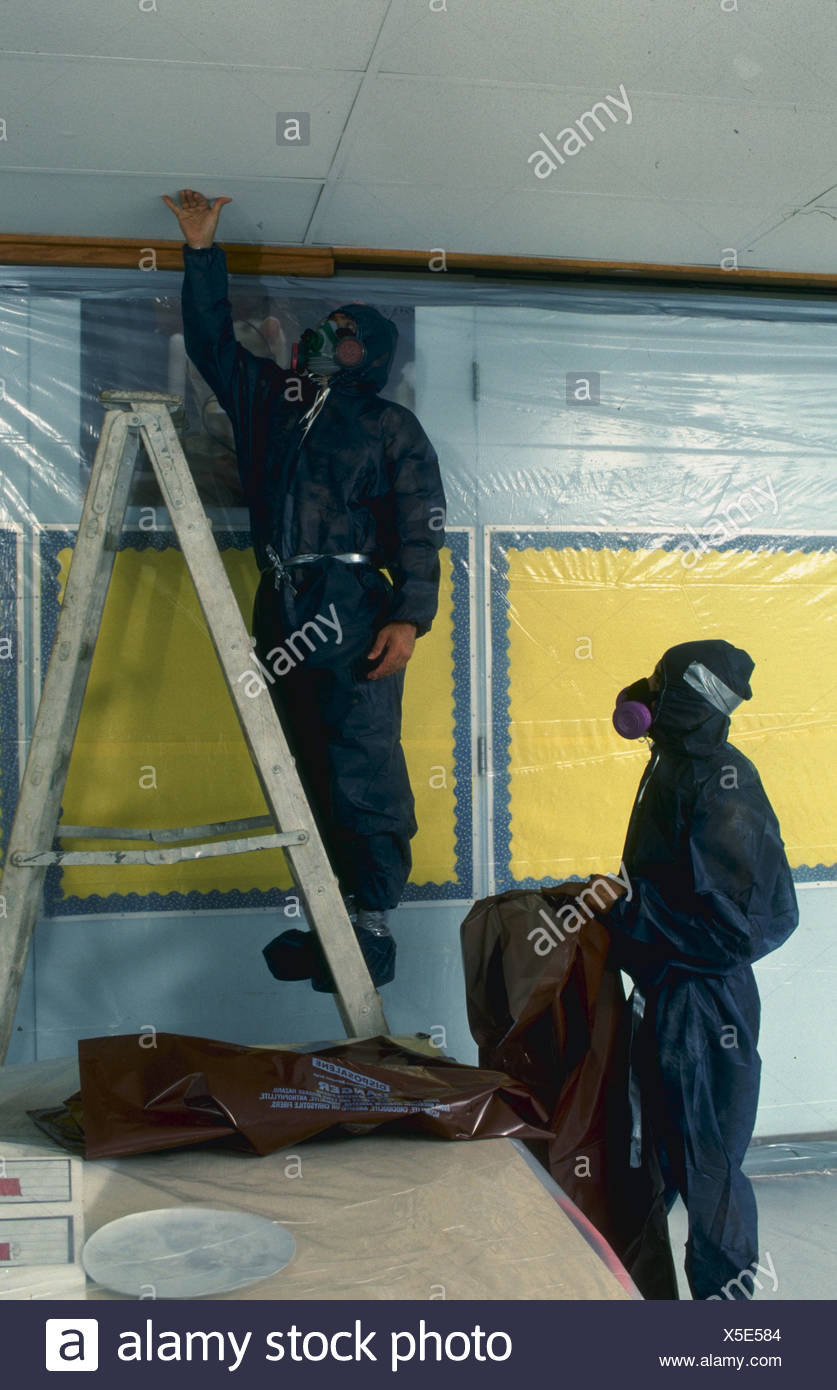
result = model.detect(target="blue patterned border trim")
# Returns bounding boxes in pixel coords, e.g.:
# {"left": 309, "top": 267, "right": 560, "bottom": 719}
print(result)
{"left": 0, "top": 528, "right": 20, "bottom": 873}
{"left": 404, "top": 528, "right": 472, "bottom": 901}
{"left": 40, "top": 527, "right": 472, "bottom": 915}
{"left": 491, "top": 530, "right": 837, "bottom": 556}
{"left": 490, "top": 529, "right": 837, "bottom": 890}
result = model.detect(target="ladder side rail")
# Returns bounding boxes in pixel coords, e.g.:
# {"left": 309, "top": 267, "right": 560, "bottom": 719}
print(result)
{"left": 137, "top": 403, "right": 389, "bottom": 1038}
{"left": 0, "top": 413, "right": 140, "bottom": 1060}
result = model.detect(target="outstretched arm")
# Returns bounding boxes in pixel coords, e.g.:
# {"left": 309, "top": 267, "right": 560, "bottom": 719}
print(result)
{"left": 162, "top": 189, "right": 292, "bottom": 490}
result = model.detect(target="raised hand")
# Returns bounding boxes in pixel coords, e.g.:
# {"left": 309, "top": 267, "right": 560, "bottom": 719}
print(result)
{"left": 160, "top": 188, "right": 232, "bottom": 249}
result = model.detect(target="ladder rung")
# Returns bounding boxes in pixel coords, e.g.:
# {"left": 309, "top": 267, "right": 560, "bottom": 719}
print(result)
{"left": 11, "top": 831, "right": 307, "bottom": 868}
{"left": 56, "top": 816, "right": 276, "bottom": 843}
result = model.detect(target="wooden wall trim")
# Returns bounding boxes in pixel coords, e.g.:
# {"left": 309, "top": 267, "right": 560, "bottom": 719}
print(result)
{"left": 0, "top": 235, "right": 334, "bottom": 277}
{"left": 333, "top": 245, "right": 837, "bottom": 290}
{"left": 1, "top": 233, "right": 836, "bottom": 291}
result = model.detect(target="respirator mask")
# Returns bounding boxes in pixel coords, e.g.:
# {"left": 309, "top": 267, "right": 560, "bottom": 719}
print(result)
{"left": 612, "top": 677, "right": 657, "bottom": 740}
{"left": 292, "top": 317, "right": 365, "bottom": 376}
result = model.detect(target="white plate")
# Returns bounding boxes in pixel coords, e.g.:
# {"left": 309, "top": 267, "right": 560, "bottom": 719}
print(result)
{"left": 82, "top": 1207, "right": 296, "bottom": 1298}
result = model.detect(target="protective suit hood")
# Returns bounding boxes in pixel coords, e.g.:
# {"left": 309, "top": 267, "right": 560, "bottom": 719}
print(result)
{"left": 326, "top": 302, "right": 398, "bottom": 395}
{"left": 652, "top": 639, "right": 754, "bottom": 757}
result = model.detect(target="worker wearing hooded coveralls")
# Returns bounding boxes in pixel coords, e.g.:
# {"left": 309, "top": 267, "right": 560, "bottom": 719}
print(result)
{"left": 604, "top": 640, "right": 798, "bottom": 1300}
{"left": 179, "top": 241, "right": 445, "bottom": 986}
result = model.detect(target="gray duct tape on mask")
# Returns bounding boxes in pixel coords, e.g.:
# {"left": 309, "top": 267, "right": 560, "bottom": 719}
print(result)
{"left": 682, "top": 660, "right": 744, "bottom": 715}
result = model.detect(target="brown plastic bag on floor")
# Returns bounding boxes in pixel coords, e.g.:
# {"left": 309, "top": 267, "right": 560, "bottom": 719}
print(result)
{"left": 461, "top": 884, "right": 679, "bottom": 1300}
{"left": 31, "top": 1033, "right": 552, "bottom": 1160}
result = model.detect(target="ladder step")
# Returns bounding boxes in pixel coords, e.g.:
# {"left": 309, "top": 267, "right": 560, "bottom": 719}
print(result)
{"left": 11, "top": 831, "right": 307, "bottom": 868}
{"left": 55, "top": 815, "right": 276, "bottom": 843}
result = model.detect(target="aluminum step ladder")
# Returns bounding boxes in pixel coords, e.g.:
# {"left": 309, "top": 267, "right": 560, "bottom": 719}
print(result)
{"left": 0, "top": 389, "right": 390, "bottom": 1061}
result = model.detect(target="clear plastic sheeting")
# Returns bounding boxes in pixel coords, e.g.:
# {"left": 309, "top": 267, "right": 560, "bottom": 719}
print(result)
{"left": 0, "top": 259, "right": 834, "bottom": 1131}
{"left": 5, "top": 269, "right": 837, "bottom": 533}
{"left": 745, "top": 1140, "right": 837, "bottom": 1178}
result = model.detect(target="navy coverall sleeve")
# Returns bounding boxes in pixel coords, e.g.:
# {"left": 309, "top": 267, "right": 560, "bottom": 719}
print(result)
{"left": 383, "top": 413, "right": 446, "bottom": 637}
{"left": 181, "top": 243, "right": 288, "bottom": 490}
{"left": 606, "top": 786, "right": 797, "bottom": 977}
{"left": 688, "top": 786, "right": 798, "bottom": 964}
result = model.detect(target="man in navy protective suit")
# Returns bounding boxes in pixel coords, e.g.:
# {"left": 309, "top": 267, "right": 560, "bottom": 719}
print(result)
{"left": 596, "top": 639, "right": 798, "bottom": 1299}
{"left": 163, "top": 188, "right": 446, "bottom": 991}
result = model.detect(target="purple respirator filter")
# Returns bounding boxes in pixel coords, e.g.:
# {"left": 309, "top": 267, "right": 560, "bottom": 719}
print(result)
{"left": 612, "top": 687, "right": 654, "bottom": 739}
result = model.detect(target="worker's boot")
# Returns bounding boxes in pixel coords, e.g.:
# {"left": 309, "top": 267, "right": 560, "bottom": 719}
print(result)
{"left": 261, "top": 893, "right": 358, "bottom": 983}
{"left": 311, "top": 908, "right": 396, "bottom": 993}
{"left": 262, "top": 926, "right": 321, "bottom": 981}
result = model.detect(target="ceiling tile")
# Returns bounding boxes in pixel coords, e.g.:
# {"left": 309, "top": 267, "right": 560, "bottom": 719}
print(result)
{"left": 319, "top": 180, "right": 801, "bottom": 268}
{"left": 0, "top": 55, "right": 359, "bottom": 179}
{"left": 0, "top": 171, "right": 320, "bottom": 241}
{"left": 326, "top": 74, "right": 832, "bottom": 212}
{"left": 377, "top": 0, "right": 837, "bottom": 103}
{"left": 1, "top": 1, "right": 389, "bottom": 70}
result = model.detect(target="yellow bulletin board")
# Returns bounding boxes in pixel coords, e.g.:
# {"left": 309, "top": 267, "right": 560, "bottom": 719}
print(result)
{"left": 489, "top": 530, "right": 837, "bottom": 891}
{"left": 39, "top": 529, "right": 473, "bottom": 915}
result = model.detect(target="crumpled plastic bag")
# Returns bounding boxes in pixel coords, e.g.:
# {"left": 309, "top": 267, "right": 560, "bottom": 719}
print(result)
{"left": 30, "top": 1032, "right": 552, "bottom": 1160}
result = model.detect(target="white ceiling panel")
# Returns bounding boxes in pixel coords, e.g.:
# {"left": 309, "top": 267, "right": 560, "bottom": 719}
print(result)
{"left": 376, "top": 0, "right": 837, "bottom": 101}
{"left": 728, "top": 196, "right": 837, "bottom": 274}
{"left": 318, "top": 181, "right": 781, "bottom": 266}
{"left": 0, "top": 55, "right": 358, "bottom": 179}
{"left": 322, "top": 74, "right": 833, "bottom": 209}
{"left": 1, "top": 1, "right": 390, "bottom": 70}
{"left": 323, "top": 77, "right": 641, "bottom": 191}
{"left": 0, "top": 171, "right": 321, "bottom": 242}
{"left": 378, "top": 0, "right": 707, "bottom": 86}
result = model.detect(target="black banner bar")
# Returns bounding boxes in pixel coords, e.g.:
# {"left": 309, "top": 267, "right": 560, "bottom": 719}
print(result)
{"left": 0, "top": 1298, "right": 827, "bottom": 1386}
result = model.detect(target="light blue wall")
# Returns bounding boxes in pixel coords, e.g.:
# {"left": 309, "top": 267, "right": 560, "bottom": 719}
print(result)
{"left": 10, "top": 903, "right": 474, "bottom": 1066}
{"left": 754, "top": 887, "right": 835, "bottom": 1137}
{"left": 2, "top": 270, "right": 835, "bottom": 1139}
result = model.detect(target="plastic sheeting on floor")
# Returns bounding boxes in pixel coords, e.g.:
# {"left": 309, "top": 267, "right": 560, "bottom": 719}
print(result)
{"left": 0, "top": 1057, "right": 635, "bottom": 1301}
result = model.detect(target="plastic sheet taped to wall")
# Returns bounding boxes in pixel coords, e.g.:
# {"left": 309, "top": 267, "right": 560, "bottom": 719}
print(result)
{"left": 489, "top": 529, "right": 837, "bottom": 891}
{"left": 1, "top": 264, "right": 837, "bottom": 908}
{"left": 0, "top": 526, "right": 21, "bottom": 873}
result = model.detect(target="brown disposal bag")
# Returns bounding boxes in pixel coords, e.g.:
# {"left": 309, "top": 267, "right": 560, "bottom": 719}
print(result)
{"left": 32, "top": 1032, "right": 552, "bottom": 1160}
{"left": 461, "top": 884, "right": 679, "bottom": 1300}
